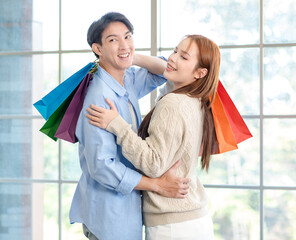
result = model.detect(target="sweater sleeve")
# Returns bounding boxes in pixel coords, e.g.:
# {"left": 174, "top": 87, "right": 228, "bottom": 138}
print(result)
{"left": 106, "top": 94, "right": 185, "bottom": 178}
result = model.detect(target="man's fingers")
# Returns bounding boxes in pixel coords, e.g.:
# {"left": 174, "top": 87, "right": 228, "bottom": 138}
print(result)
{"left": 179, "top": 189, "right": 189, "bottom": 195}
{"left": 181, "top": 177, "right": 191, "bottom": 185}
{"left": 169, "top": 160, "right": 181, "bottom": 171}
{"left": 175, "top": 191, "right": 188, "bottom": 199}
{"left": 176, "top": 195, "right": 186, "bottom": 199}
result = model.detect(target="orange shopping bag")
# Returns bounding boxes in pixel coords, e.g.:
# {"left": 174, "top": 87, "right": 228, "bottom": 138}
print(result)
{"left": 211, "top": 80, "right": 252, "bottom": 154}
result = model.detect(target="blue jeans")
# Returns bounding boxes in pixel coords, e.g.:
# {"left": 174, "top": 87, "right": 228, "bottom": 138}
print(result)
{"left": 83, "top": 224, "right": 99, "bottom": 240}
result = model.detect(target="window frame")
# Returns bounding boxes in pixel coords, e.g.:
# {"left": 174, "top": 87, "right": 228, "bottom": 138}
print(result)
{"left": 0, "top": 0, "right": 296, "bottom": 239}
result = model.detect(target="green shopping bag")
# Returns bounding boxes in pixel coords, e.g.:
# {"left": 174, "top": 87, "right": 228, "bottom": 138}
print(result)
{"left": 39, "top": 88, "right": 77, "bottom": 141}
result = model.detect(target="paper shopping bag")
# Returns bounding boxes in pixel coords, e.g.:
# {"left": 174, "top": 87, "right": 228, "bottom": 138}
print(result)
{"left": 54, "top": 73, "right": 92, "bottom": 143}
{"left": 39, "top": 88, "right": 78, "bottom": 141}
{"left": 217, "top": 81, "right": 252, "bottom": 144}
{"left": 211, "top": 80, "right": 252, "bottom": 154}
{"left": 211, "top": 90, "right": 238, "bottom": 153}
{"left": 34, "top": 62, "right": 95, "bottom": 120}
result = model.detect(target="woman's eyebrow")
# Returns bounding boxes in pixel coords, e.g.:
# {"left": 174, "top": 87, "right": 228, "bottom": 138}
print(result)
{"left": 181, "top": 49, "right": 190, "bottom": 56}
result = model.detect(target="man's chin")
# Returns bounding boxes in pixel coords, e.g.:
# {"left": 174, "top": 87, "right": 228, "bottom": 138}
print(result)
{"left": 119, "top": 61, "right": 133, "bottom": 69}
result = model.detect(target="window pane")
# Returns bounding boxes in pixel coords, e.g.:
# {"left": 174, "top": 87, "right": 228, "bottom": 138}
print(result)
{"left": 208, "top": 188, "right": 260, "bottom": 239}
{"left": 264, "top": 190, "right": 296, "bottom": 239}
{"left": 263, "top": 119, "right": 296, "bottom": 186}
{"left": 62, "top": 184, "right": 83, "bottom": 240}
{"left": 61, "top": 53, "right": 95, "bottom": 81}
{"left": 220, "top": 48, "right": 260, "bottom": 115}
{"left": 0, "top": 0, "right": 59, "bottom": 52}
{"left": 139, "top": 93, "right": 152, "bottom": 116}
{"left": 42, "top": 135, "right": 59, "bottom": 180}
{"left": 137, "top": 51, "right": 156, "bottom": 116}
{"left": 32, "top": 0, "right": 59, "bottom": 51}
{"left": 0, "top": 183, "right": 58, "bottom": 240}
{"left": 61, "top": 0, "right": 151, "bottom": 50}
{"left": 160, "top": 0, "right": 259, "bottom": 47}
{"left": 263, "top": 47, "right": 296, "bottom": 115}
{"left": 62, "top": 142, "right": 80, "bottom": 180}
{"left": 0, "top": 119, "right": 58, "bottom": 179}
{"left": 264, "top": 0, "right": 296, "bottom": 43}
{"left": 199, "top": 119, "right": 259, "bottom": 185}
{"left": 0, "top": 54, "right": 59, "bottom": 116}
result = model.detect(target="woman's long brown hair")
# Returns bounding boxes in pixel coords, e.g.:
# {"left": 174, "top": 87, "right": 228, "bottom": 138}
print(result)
{"left": 138, "top": 35, "right": 221, "bottom": 171}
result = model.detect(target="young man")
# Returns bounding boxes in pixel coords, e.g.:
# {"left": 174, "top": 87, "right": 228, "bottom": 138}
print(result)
{"left": 69, "top": 12, "right": 190, "bottom": 240}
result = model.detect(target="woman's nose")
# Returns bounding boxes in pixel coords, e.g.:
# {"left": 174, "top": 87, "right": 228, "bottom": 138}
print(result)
{"left": 168, "top": 53, "right": 176, "bottom": 63}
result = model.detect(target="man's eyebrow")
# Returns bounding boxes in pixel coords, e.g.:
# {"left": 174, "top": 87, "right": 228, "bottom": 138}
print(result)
{"left": 105, "top": 31, "right": 131, "bottom": 39}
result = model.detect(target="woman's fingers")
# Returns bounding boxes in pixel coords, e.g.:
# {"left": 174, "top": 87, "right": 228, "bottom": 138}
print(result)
{"left": 105, "top": 98, "right": 117, "bottom": 112}
{"left": 86, "top": 107, "right": 103, "bottom": 117}
{"left": 89, "top": 120, "right": 106, "bottom": 129}
{"left": 86, "top": 101, "right": 118, "bottom": 129}
{"left": 86, "top": 113, "right": 98, "bottom": 121}
{"left": 89, "top": 104, "right": 105, "bottom": 113}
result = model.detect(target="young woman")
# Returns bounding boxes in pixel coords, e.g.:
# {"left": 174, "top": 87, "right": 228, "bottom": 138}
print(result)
{"left": 86, "top": 34, "right": 220, "bottom": 239}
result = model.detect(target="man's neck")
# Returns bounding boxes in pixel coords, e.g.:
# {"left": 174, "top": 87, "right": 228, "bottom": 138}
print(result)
{"left": 99, "top": 62, "right": 125, "bottom": 86}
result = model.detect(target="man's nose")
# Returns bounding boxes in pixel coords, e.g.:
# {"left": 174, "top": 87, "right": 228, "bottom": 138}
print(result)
{"left": 119, "top": 39, "right": 129, "bottom": 49}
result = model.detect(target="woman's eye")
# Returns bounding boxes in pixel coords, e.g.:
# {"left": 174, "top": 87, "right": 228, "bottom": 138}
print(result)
{"left": 126, "top": 35, "right": 132, "bottom": 39}
{"left": 109, "top": 39, "right": 116, "bottom": 42}
{"left": 181, "top": 55, "right": 187, "bottom": 60}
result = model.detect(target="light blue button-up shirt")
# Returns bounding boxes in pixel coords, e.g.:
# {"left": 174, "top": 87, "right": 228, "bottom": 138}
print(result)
{"left": 70, "top": 65, "right": 166, "bottom": 240}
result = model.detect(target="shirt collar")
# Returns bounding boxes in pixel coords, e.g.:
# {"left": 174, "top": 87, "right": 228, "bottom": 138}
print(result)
{"left": 96, "top": 65, "right": 127, "bottom": 97}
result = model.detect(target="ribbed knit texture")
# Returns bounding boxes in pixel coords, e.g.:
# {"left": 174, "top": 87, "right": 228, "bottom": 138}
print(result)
{"left": 107, "top": 93, "right": 209, "bottom": 227}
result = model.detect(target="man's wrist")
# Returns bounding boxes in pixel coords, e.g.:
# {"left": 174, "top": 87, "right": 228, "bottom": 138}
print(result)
{"left": 134, "top": 175, "right": 160, "bottom": 193}
{"left": 143, "top": 176, "right": 160, "bottom": 193}
{"left": 149, "top": 177, "right": 160, "bottom": 194}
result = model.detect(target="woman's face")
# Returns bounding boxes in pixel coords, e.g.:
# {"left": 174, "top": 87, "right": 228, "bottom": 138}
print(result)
{"left": 164, "top": 38, "right": 200, "bottom": 89}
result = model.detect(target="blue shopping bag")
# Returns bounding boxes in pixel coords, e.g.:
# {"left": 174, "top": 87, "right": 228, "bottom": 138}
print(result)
{"left": 34, "top": 62, "right": 95, "bottom": 120}
{"left": 54, "top": 73, "right": 93, "bottom": 143}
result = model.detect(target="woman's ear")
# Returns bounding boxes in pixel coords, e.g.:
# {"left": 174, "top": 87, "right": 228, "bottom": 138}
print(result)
{"left": 194, "top": 68, "right": 208, "bottom": 79}
{"left": 92, "top": 43, "right": 102, "bottom": 57}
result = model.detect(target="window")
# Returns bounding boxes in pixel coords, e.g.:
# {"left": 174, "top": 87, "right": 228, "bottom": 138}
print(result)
{"left": 0, "top": 0, "right": 295, "bottom": 239}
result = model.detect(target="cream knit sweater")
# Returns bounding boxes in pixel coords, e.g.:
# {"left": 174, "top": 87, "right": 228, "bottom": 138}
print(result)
{"left": 107, "top": 93, "right": 209, "bottom": 227}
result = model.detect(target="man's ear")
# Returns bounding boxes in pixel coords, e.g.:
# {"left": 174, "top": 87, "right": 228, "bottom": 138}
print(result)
{"left": 194, "top": 68, "right": 208, "bottom": 79}
{"left": 92, "top": 43, "right": 102, "bottom": 57}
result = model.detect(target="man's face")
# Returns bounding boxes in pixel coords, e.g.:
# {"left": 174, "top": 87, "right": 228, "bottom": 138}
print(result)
{"left": 94, "top": 21, "right": 134, "bottom": 73}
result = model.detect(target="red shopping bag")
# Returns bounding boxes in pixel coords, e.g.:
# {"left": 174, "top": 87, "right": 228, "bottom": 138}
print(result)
{"left": 211, "top": 80, "right": 252, "bottom": 154}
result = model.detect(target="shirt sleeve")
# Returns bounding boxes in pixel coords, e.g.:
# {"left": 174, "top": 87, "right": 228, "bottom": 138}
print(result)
{"left": 76, "top": 93, "right": 142, "bottom": 195}
{"left": 129, "top": 66, "right": 167, "bottom": 99}
{"left": 155, "top": 80, "right": 174, "bottom": 102}
{"left": 106, "top": 94, "right": 186, "bottom": 178}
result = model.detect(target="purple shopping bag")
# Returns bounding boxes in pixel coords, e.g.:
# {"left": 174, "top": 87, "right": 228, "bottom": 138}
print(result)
{"left": 54, "top": 73, "right": 92, "bottom": 143}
